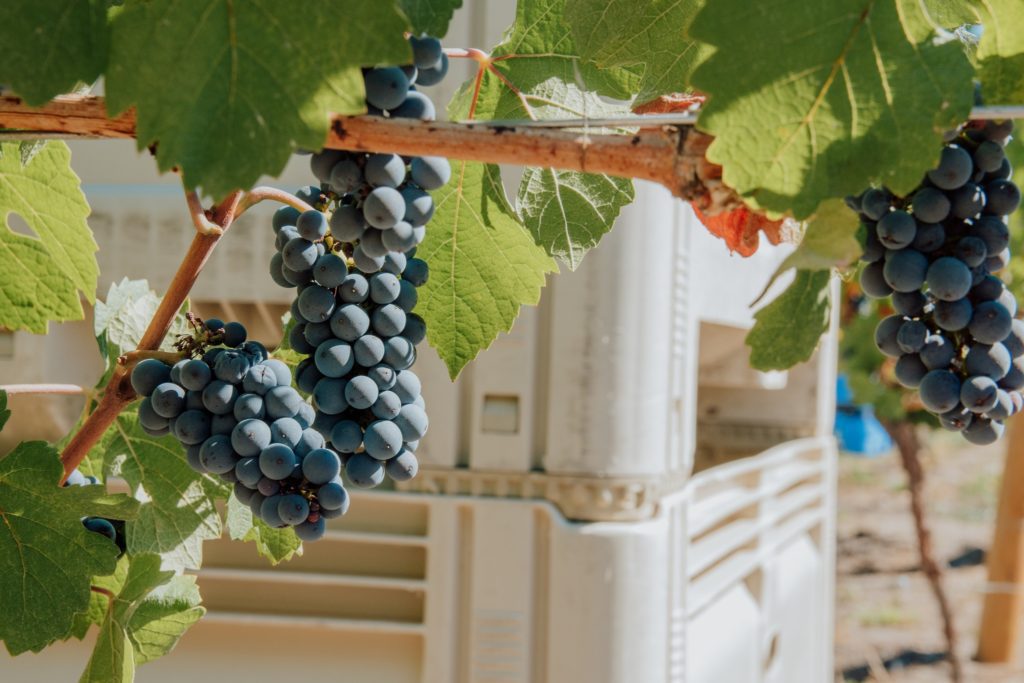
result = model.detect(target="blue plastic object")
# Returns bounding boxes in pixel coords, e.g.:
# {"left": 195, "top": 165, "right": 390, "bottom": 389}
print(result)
{"left": 835, "top": 375, "right": 892, "bottom": 456}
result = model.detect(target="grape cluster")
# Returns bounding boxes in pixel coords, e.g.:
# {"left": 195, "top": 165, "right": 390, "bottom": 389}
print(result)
{"left": 266, "top": 36, "right": 448, "bottom": 489}
{"left": 853, "top": 119, "right": 1023, "bottom": 445}
{"left": 65, "top": 468, "right": 126, "bottom": 555}
{"left": 131, "top": 319, "right": 349, "bottom": 541}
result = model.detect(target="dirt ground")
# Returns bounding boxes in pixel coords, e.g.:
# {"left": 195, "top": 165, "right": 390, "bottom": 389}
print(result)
{"left": 835, "top": 429, "right": 1024, "bottom": 682}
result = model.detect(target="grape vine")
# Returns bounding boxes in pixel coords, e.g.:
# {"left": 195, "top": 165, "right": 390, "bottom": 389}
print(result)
{"left": 0, "top": 2, "right": 1023, "bottom": 682}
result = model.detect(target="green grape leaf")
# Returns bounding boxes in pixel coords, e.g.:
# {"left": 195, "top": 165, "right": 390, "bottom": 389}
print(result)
{"left": 0, "top": 442, "right": 138, "bottom": 656}
{"left": 564, "top": 0, "right": 712, "bottom": 103}
{"left": 517, "top": 168, "right": 634, "bottom": 270}
{"left": 106, "top": 0, "right": 412, "bottom": 200}
{"left": 94, "top": 278, "right": 190, "bottom": 378}
{"left": 0, "top": 390, "right": 9, "bottom": 433}
{"left": 420, "top": 162, "right": 557, "bottom": 378}
{"left": 127, "top": 574, "right": 204, "bottom": 665}
{"left": 447, "top": 0, "right": 636, "bottom": 270}
{"left": 0, "top": 141, "right": 97, "bottom": 332}
{"left": 690, "top": 0, "right": 975, "bottom": 219}
{"left": 975, "top": 0, "right": 1024, "bottom": 104}
{"left": 79, "top": 553, "right": 201, "bottom": 683}
{"left": 0, "top": 0, "right": 109, "bottom": 105}
{"left": 746, "top": 269, "right": 832, "bottom": 371}
{"left": 226, "top": 492, "right": 302, "bottom": 565}
{"left": 400, "top": 0, "right": 462, "bottom": 37}
{"left": 98, "top": 409, "right": 224, "bottom": 571}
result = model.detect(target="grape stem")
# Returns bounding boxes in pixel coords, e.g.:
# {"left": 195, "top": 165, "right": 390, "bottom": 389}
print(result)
{"left": 0, "top": 384, "right": 85, "bottom": 396}
{"left": 0, "top": 94, "right": 742, "bottom": 214}
{"left": 58, "top": 188, "right": 244, "bottom": 483}
{"left": 184, "top": 186, "right": 222, "bottom": 235}
{"left": 118, "top": 349, "right": 185, "bottom": 368}
{"left": 236, "top": 187, "right": 314, "bottom": 217}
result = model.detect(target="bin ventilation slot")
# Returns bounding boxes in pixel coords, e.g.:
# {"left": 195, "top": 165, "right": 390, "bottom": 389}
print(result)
{"left": 481, "top": 395, "right": 520, "bottom": 434}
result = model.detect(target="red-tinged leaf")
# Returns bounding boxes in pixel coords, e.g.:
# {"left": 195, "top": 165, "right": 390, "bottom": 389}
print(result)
{"left": 692, "top": 205, "right": 787, "bottom": 257}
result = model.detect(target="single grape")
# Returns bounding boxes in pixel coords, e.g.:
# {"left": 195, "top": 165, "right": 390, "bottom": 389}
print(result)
{"left": 175, "top": 410, "right": 213, "bottom": 445}
{"left": 131, "top": 359, "right": 171, "bottom": 397}
{"left": 402, "top": 314, "right": 427, "bottom": 346}
{"left": 984, "top": 179, "right": 1021, "bottom": 215}
{"left": 242, "top": 364, "right": 278, "bottom": 395}
{"left": 939, "top": 407, "right": 973, "bottom": 432}
{"left": 231, "top": 419, "right": 272, "bottom": 457}
{"left": 318, "top": 479, "right": 350, "bottom": 511}
{"left": 394, "top": 280, "right": 419, "bottom": 312}
{"left": 295, "top": 402, "right": 315, "bottom": 430}
{"left": 385, "top": 451, "right": 419, "bottom": 482}
{"left": 339, "top": 273, "right": 370, "bottom": 303}
{"left": 970, "top": 300, "right": 1013, "bottom": 344}
{"left": 384, "top": 336, "right": 416, "bottom": 370}
{"left": 260, "top": 495, "right": 287, "bottom": 528}
{"left": 352, "top": 246, "right": 386, "bottom": 273}
{"left": 276, "top": 225, "right": 300, "bottom": 251}
{"left": 859, "top": 261, "right": 892, "bottom": 298}
{"left": 295, "top": 358, "right": 323, "bottom": 394}
{"left": 410, "top": 156, "right": 451, "bottom": 190}
{"left": 383, "top": 252, "right": 408, "bottom": 275}
{"left": 910, "top": 222, "right": 945, "bottom": 253}
{"left": 973, "top": 216, "right": 1010, "bottom": 255}
{"left": 330, "top": 304, "right": 371, "bottom": 342}
{"left": 277, "top": 494, "right": 311, "bottom": 526}
{"left": 1001, "top": 359, "right": 1024, "bottom": 391}
{"left": 345, "top": 375, "right": 379, "bottom": 410}
{"left": 313, "top": 378, "right": 349, "bottom": 415}
{"left": 233, "top": 393, "right": 266, "bottom": 421}
{"left": 988, "top": 247, "right": 1012, "bottom": 273}
{"left": 372, "top": 304, "right": 407, "bottom": 338}
{"left": 282, "top": 237, "right": 319, "bottom": 271}
{"left": 346, "top": 453, "right": 386, "bottom": 488}
{"left": 329, "top": 204, "right": 366, "bottom": 242}
{"left": 965, "top": 343, "right": 1011, "bottom": 380}
{"left": 288, "top": 323, "right": 316, "bottom": 354}
{"left": 330, "top": 420, "right": 364, "bottom": 453}
{"left": 329, "top": 159, "right": 363, "bottom": 194}
{"left": 954, "top": 236, "right": 988, "bottom": 268}
{"left": 354, "top": 334, "right": 386, "bottom": 367}
{"left": 282, "top": 262, "right": 314, "bottom": 287}
{"left": 296, "top": 518, "right": 327, "bottom": 541}
{"left": 368, "top": 364, "right": 398, "bottom": 390}
{"left": 364, "top": 67, "right": 410, "bottom": 110}
{"left": 371, "top": 391, "right": 403, "bottom": 420}
{"left": 393, "top": 370, "right": 422, "bottom": 404}
{"left": 138, "top": 397, "right": 168, "bottom": 431}
{"left": 883, "top": 249, "right": 928, "bottom": 292}
{"left": 891, "top": 290, "right": 927, "bottom": 318}
{"left": 259, "top": 443, "right": 297, "bottom": 480}
{"left": 222, "top": 322, "right": 247, "bottom": 347}
{"left": 1003, "top": 319, "right": 1024, "bottom": 358}
{"left": 962, "top": 376, "right": 1000, "bottom": 413}
{"left": 273, "top": 205, "right": 302, "bottom": 232}
{"left": 919, "top": 370, "right": 962, "bottom": 414}
{"left": 950, "top": 183, "right": 985, "bottom": 219}
{"left": 359, "top": 228, "right": 390, "bottom": 258}
{"left": 313, "top": 253, "right": 348, "bottom": 288}
{"left": 200, "top": 434, "right": 238, "bottom": 474}
{"left": 269, "top": 417, "right": 303, "bottom": 448}
{"left": 861, "top": 188, "right": 892, "bottom": 220}
{"left": 416, "top": 53, "right": 449, "bottom": 86}
{"left": 963, "top": 416, "right": 1005, "bottom": 445}
{"left": 298, "top": 285, "right": 336, "bottom": 323}
{"left": 911, "top": 187, "right": 951, "bottom": 223}
{"left": 401, "top": 186, "right": 435, "bottom": 227}
{"left": 235, "top": 457, "right": 263, "bottom": 488}
{"left": 394, "top": 404, "right": 429, "bottom": 441}
{"left": 296, "top": 210, "right": 329, "bottom": 241}
{"left": 927, "top": 145, "right": 973, "bottom": 190}
{"left": 262, "top": 359, "right": 292, "bottom": 386}
{"left": 303, "top": 448, "right": 341, "bottom": 485}
{"left": 265, "top": 386, "right": 305, "bottom": 419}
{"left": 314, "top": 339, "right": 355, "bottom": 378}
{"left": 986, "top": 390, "right": 1014, "bottom": 420}
{"left": 390, "top": 91, "right": 436, "bottom": 120}
{"left": 151, "top": 382, "right": 186, "bottom": 418}
{"left": 214, "top": 351, "right": 251, "bottom": 384}
{"left": 294, "top": 428, "right": 326, "bottom": 457}
{"left": 927, "top": 257, "right": 972, "bottom": 301}
{"left": 410, "top": 35, "right": 443, "bottom": 69}
{"left": 894, "top": 354, "right": 928, "bottom": 388}
{"left": 83, "top": 517, "right": 117, "bottom": 542}
{"left": 933, "top": 298, "right": 972, "bottom": 332}
{"left": 365, "top": 154, "right": 407, "bottom": 188}
{"left": 210, "top": 413, "right": 237, "bottom": 436}
{"left": 974, "top": 140, "right": 1006, "bottom": 173}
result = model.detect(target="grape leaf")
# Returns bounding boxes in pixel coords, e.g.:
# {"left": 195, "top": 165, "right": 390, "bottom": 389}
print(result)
{"left": 79, "top": 553, "right": 202, "bottom": 683}
{"left": 447, "top": 0, "right": 636, "bottom": 269}
{"left": 94, "top": 278, "right": 190, "bottom": 377}
{"left": 0, "top": 442, "right": 138, "bottom": 656}
{"left": 0, "top": 390, "right": 9, "bottom": 433}
{"left": 98, "top": 409, "right": 223, "bottom": 571}
{"left": 563, "top": 0, "right": 712, "bottom": 103}
{"left": 420, "top": 162, "right": 557, "bottom": 377}
{"left": 517, "top": 168, "right": 634, "bottom": 269}
{"left": 105, "top": 0, "right": 412, "bottom": 200}
{"left": 225, "top": 492, "right": 302, "bottom": 565}
{"left": 974, "top": 0, "right": 1024, "bottom": 104}
{"left": 690, "top": 0, "right": 975, "bottom": 219}
{"left": 0, "top": 141, "right": 97, "bottom": 332}
{"left": 746, "top": 269, "right": 832, "bottom": 371}
{"left": 0, "top": 0, "right": 109, "bottom": 105}
{"left": 400, "top": 0, "right": 462, "bottom": 37}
